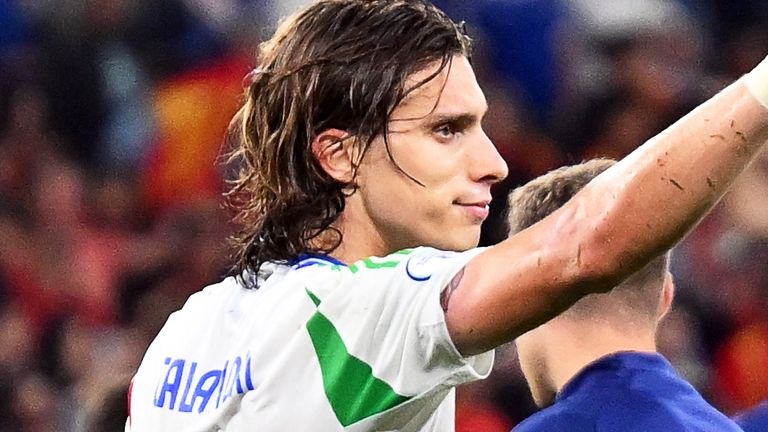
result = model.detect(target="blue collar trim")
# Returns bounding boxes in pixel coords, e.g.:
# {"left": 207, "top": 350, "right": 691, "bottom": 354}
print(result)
{"left": 291, "top": 253, "right": 348, "bottom": 268}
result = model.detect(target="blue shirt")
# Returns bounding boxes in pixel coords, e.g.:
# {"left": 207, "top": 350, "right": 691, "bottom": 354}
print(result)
{"left": 734, "top": 402, "right": 768, "bottom": 432}
{"left": 514, "top": 352, "right": 744, "bottom": 432}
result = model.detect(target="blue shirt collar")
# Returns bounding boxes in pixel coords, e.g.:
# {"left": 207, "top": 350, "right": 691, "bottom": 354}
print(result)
{"left": 557, "top": 351, "right": 673, "bottom": 402}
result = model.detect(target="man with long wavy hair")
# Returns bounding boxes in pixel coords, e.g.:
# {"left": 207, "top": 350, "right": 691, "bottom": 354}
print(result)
{"left": 128, "top": 1, "right": 768, "bottom": 430}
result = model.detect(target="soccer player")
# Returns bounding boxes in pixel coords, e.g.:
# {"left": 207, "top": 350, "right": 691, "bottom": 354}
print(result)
{"left": 127, "top": 1, "right": 768, "bottom": 430}
{"left": 508, "top": 159, "right": 743, "bottom": 432}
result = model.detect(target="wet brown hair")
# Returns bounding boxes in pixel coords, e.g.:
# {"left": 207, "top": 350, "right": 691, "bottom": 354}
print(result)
{"left": 507, "top": 159, "right": 670, "bottom": 322}
{"left": 225, "top": 0, "right": 471, "bottom": 284}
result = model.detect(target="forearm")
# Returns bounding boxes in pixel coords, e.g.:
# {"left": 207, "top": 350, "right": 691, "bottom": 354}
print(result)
{"left": 448, "top": 58, "right": 768, "bottom": 355}
{"left": 580, "top": 71, "right": 768, "bottom": 282}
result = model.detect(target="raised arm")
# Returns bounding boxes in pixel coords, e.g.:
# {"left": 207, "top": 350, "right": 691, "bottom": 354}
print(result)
{"left": 446, "top": 56, "right": 768, "bottom": 355}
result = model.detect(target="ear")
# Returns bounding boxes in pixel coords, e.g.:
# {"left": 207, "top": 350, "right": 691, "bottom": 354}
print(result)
{"left": 311, "top": 128, "right": 358, "bottom": 184}
{"left": 657, "top": 271, "right": 675, "bottom": 322}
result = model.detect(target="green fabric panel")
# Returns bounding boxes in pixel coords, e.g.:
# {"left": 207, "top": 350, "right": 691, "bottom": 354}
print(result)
{"left": 361, "top": 257, "right": 400, "bottom": 270}
{"left": 305, "top": 289, "right": 410, "bottom": 426}
{"left": 307, "top": 289, "right": 321, "bottom": 307}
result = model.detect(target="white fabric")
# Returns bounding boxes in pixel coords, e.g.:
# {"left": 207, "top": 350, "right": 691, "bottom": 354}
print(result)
{"left": 746, "top": 56, "right": 768, "bottom": 109}
{"left": 127, "top": 247, "right": 493, "bottom": 432}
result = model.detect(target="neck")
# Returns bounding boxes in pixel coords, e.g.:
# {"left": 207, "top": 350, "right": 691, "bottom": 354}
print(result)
{"left": 320, "top": 199, "right": 391, "bottom": 264}
{"left": 543, "top": 322, "right": 657, "bottom": 396}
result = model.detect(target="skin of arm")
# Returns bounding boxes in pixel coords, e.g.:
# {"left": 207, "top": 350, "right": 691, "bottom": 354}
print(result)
{"left": 446, "top": 72, "right": 768, "bottom": 356}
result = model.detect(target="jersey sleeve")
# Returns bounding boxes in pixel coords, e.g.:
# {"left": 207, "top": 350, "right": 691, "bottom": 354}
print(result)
{"left": 300, "top": 247, "right": 494, "bottom": 419}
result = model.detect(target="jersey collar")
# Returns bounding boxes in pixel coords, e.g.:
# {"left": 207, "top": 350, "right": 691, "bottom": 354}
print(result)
{"left": 292, "top": 254, "right": 348, "bottom": 269}
{"left": 557, "top": 351, "right": 670, "bottom": 402}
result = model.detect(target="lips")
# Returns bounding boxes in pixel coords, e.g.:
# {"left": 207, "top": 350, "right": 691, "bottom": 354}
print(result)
{"left": 454, "top": 200, "right": 491, "bottom": 220}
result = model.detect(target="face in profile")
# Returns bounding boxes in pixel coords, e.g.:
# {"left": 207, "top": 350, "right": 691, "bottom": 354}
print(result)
{"left": 351, "top": 55, "right": 508, "bottom": 252}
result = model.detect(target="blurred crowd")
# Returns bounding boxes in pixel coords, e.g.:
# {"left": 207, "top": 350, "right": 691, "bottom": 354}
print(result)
{"left": 0, "top": 0, "right": 767, "bottom": 430}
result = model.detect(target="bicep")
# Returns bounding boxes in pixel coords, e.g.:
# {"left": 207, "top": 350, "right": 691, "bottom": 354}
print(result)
{"left": 444, "top": 205, "right": 603, "bottom": 355}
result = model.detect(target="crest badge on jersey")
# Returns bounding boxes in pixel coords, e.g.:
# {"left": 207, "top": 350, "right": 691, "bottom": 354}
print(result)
{"left": 405, "top": 250, "right": 458, "bottom": 281}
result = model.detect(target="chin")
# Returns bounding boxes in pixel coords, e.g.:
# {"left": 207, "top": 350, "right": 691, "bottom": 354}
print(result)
{"left": 434, "top": 230, "right": 481, "bottom": 252}
{"left": 398, "top": 224, "right": 480, "bottom": 252}
{"left": 457, "top": 228, "right": 482, "bottom": 250}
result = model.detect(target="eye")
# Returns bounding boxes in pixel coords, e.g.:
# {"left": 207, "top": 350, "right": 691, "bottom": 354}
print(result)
{"left": 434, "top": 123, "right": 458, "bottom": 139}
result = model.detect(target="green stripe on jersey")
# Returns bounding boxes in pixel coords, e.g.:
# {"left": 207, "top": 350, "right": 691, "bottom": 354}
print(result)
{"left": 305, "top": 288, "right": 410, "bottom": 426}
{"left": 346, "top": 249, "right": 415, "bottom": 274}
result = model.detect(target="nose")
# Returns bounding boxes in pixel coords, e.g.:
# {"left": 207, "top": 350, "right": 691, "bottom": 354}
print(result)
{"left": 469, "top": 130, "right": 508, "bottom": 184}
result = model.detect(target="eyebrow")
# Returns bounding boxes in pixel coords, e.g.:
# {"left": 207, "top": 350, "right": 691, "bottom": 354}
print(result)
{"left": 425, "top": 109, "right": 486, "bottom": 129}
{"left": 429, "top": 113, "right": 476, "bottom": 125}
{"left": 387, "top": 101, "right": 488, "bottom": 129}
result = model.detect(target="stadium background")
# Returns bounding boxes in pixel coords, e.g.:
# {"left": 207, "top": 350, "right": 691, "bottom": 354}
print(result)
{"left": 0, "top": 0, "right": 767, "bottom": 430}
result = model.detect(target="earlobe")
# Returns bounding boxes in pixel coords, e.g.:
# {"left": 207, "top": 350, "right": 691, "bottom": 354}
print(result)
{"left": 658, "top": 271, "right": 675, "bottom": 321}
{"left": 311, "top": 128, "right": 357, "bottom": 183}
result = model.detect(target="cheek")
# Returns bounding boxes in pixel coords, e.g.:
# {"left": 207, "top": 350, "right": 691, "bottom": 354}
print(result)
{"left": 368, "top": 180, "right": 447, "bottom": 226}
{"left": 357, "top": 139, "right": 466, "bottom": 240}
{"left": 364, "top": 160, "right": 451, "bottom": 221}
{"left": 421, "top": 194, "right": 450, "bottom": 221}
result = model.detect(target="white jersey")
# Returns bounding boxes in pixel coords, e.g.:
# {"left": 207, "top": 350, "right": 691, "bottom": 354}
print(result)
{"left": 127, "top": 247, "right": 494, "bottom": 431}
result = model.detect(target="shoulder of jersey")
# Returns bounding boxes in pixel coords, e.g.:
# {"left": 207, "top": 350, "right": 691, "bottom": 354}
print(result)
{"left": 293, "top": 247, "right": 463, "bottom": 283}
